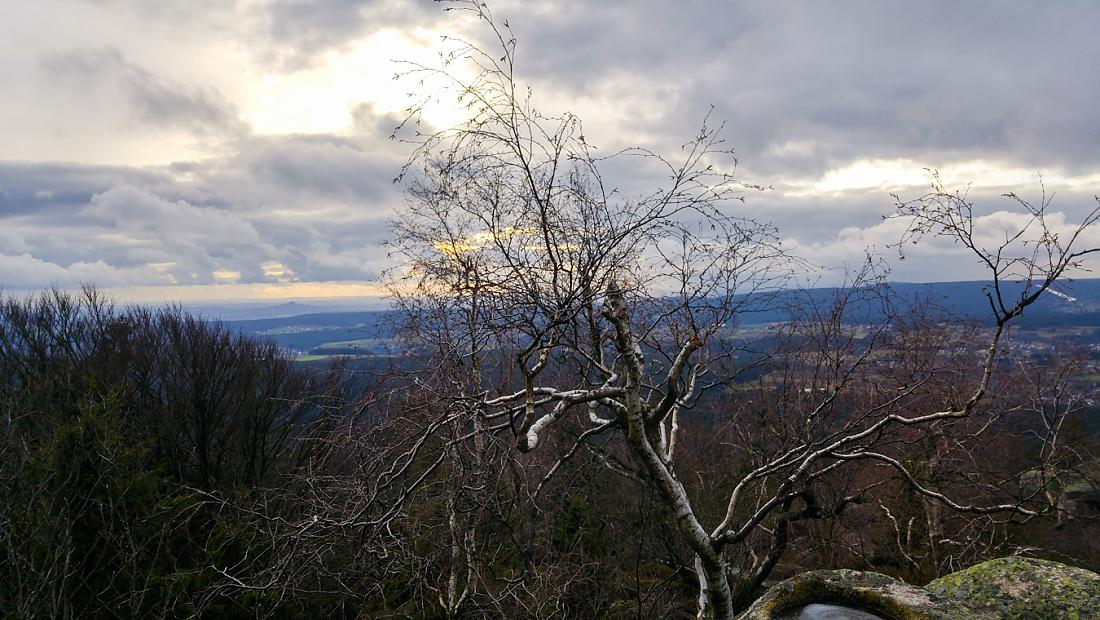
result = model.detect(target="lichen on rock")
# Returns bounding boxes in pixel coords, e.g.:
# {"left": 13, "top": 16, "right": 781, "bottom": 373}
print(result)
{"left": 738, "top": 556, "right": 1099, "bottom": 619}
{"left": 925, "top": 556, "right": 1100, "bottom": 620}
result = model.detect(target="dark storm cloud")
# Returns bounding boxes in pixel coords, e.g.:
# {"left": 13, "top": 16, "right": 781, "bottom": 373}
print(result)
{"left": 42, "top": 47, "right": 248, "bottom": 137}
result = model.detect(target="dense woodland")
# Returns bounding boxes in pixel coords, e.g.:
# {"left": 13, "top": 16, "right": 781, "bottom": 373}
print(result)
{"left": 4, "top": 2, "right": 1100, "bottom": 619}
{"left": 1, "top": 284, "right": 1098, "bottom": 619}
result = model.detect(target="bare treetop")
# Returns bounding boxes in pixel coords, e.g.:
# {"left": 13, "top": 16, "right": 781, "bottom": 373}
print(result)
{"left": 378, "top": 3, "right": 1100, "bottom": 618}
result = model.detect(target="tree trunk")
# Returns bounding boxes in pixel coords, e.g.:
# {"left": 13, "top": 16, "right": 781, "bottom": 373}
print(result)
{"left": 696, "top": 555, "right": 740, "bottom": 619}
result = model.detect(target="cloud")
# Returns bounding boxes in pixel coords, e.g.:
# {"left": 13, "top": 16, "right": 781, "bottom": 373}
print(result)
{"left": 41, "top": 46, "right": 248, "bottom": 138}
{"left": 0, "top": 162, "right": 168, "bottom": 216}
{"left": 0, "top": 253, "right": 129, "bottom": 289}
{"left": 12, "top": 184, "right": 279, "bottom": 287}
{"left": 254, "top": 0, "right": 438, "bottom": 70}
{"left": 485, "top": 1, "right": 1100, "bottom": 178}
{"left": 0, "top": 131, "right": 403, "bottom": 293}
{"left": 77, "top": 0, "right": 240, "bottom": 26}
{"left": 241, "top": 134, "right": 400, "bottom": 201}
{"left": 0, "top": 228, "right": 29, "bottom": 255}
{"left": 4, "top": 0, "right": 1100, "bottom": 298}
{"left": 783, "top": 199, "right": 1100, "bottom": 283}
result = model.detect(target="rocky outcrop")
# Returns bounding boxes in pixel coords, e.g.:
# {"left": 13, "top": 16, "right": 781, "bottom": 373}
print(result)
{"left": 926, "top": 556, "right": 1100, "bottom": 619}
{"left": 736, "top": 568, "right": 979, "bottom": 619}
{"left": 738, "top": 556, "right": 1099, "bottom": 619}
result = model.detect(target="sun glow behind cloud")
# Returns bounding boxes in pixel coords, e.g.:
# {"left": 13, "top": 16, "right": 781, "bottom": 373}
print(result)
{"left": 243, "top": 28, "right": 475, "bottom": 136}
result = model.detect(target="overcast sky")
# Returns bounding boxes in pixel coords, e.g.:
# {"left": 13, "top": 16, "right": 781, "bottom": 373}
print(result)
{"left": 2, "top": 0, "right": 1099, "bottom": 302}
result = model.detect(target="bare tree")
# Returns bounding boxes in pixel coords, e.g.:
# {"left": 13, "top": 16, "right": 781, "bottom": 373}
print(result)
{"left": 380, "top": 3, "right": 1100, "bottom": 617}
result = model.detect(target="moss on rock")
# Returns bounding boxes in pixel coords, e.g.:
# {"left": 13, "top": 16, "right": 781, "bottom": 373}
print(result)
{"left": 925, "top": 556, "right": 1100, "bottom": 620}
{"left": 737, "top": 569, "right": 982, "bottom": 619}
{"left": 738, "top": 556, "right": 1099, "bottom": 619}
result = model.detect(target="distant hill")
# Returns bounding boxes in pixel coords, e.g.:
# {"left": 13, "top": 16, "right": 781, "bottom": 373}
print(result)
{"left": 886, "top": 279, "right": 1100, "bottom": 327}
{"left": 734, "top": 279, "right": 1100, "bottom": 327}
{"left": 226, "top": 279, "right": 1100, "bottom": 356}
{"left": 188, "top": 297, "right": 388, "bottom": 321}
{"left": 192, "top": 301, "right": 326, "bottom": 321}
{"left": 228, "top": 311, "right": 393, "bottom": 355}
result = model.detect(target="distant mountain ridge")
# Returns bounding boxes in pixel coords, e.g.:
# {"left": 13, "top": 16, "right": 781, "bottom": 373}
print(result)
{"left": 223, "top": 279, "right": 1100, "bottom": 356}
{"left": 885, "top": 279, "right": 1100, "bottom": 326}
